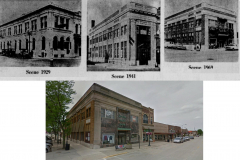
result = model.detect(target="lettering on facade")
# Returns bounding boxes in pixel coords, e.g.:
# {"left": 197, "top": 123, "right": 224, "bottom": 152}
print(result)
{"left": 136, "top": 20, "right": 151, "bottom": 26}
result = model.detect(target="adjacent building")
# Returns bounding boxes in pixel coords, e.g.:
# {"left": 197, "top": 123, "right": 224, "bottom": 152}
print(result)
{"left": 154, "top": 123, "right": 181, "bottom": 141}
{"left": 165, "top": 2, "right": 237, "bottom": 50}
{"left": 88, "top": 2, "right": 160, "bottom": 66}
{"left": 0, "top": 4, "right": 81, "bottom": 58}
{"left": 142, "top": 106, "right": 155, "bottom": 142}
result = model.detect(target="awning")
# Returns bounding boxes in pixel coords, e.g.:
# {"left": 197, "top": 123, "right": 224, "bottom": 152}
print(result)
{"left": 118, "top": 128, "right": 131, "bottom": 131}
{"left": 142, "top": 126, "right": 155, "bottom": 130}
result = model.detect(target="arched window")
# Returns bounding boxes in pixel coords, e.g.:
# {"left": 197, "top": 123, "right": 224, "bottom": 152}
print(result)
{"left": 66, "top": 37, "right": 70, "bottom": 53}
{"left": 19, "top": 40, "right": 21, "bottom": 50}
{"left": 7, "top": 41, "right": 9, "bottom": 49}
{"left": 15, "top": 40, "right": 17, "bottom": 50}
{"left": 143, "top": 114, "right": 148, "bottom": 124}
{"left": 60, "top": 37, "right": 64, "bottom": 50}
{"left": 42, "top": 36, "right": 45, "bottom": 50}
{"left": 32, "top": 38, "right": 35, "bottom": 50}
{"left": 75, "top": 24, "right": 78, "bottom": 34}
{"left": 26, "top": 39, "right": 28, "bottom": 50}
{"left": 53, "top": 36, "right": 58, "bottom": 50}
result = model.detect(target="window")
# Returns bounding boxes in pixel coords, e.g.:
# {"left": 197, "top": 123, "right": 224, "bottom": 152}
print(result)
{"left": 42, "top": 37, "right": 45, "bottom": 50}
{"left": 124, "top": 41, "right": 127, "bottom": 58}
{"left": 130, "top": 115, "right": 138, "bottom": 122}
{"left": 124, "top": 25, "right": 127, "bottom": 34}
{"left": 25, "top": 22, "right": 29, "bottom": 32}
{"left": 121, "top": 42, "right": 123, "bottom": 58}
{"left": 26, "top": 39, "right": 28, "bottom": 50}
{"left": 116, "top": 43, "right": 119, "bottom": 58}
{"left": 114, "top": 43, "right": 116, "bottom": 58}
{"left": 60, "top": 17, "right": 64, "bottom": 28}
{"left": 81, "top": 112, "right": 85, "bottom": 120}
{"left": 102, "top": 133, "right": 115, "bottom": 144}
{"left": 121, "top": 26, "right": 123, "bottom": 35}
{"left": 151, "top": 117, "right": 153, "bottom": 124}
{"left": 31, "top": 20, "right": 37, "bottom": 31}
{"left": 32, "top": 38, "right": 35, "bottom": 50}
{"left": 101, "top": 108, "right": 115, "bottom": 119}
{"left": 19, "top": 40, "right": 21, "bottom": 50}
{"left": 66, "top": 19, "right": 69, "bottom": 30}
{"left": 41, "top": 16, "right": 47, "bottom": 29}
{"left": 53, "top": 36, "right": 58, "bottom": 50}
{"left": 18, "top": 24, "right": 22, "bottom": 34}
{"left": 60, "top": 37, "right": 64, "bottom": 50}
{"left": 14, "top": 26, "right": 17, "bottom": 35}
{"left": 108, "top": 44, "right": 112, "bottom": 57}
{"left": 143, "top": 114, "right": 148, "bottom": 123}
{"left": 8, "top": 28, "right": 11, "bottom": 36}
{"left": 86, "top": 108, "right": 91, "bottom": 118}
{"left": 75, "top": 24, "right": 78, "bottom": 34}
{"left": 55, "top": 16, "right": 58, "bottom": 27}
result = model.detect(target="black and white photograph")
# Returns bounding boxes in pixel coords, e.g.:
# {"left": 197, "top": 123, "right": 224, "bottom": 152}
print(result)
{"left": 0, "top": 0, "right": 81, "bottom": 67}
{"left": 87, "top": 0, "right": 160, "bottom": 71}
{"left": 164, "top": 0, "right": 238, "bottom": 62}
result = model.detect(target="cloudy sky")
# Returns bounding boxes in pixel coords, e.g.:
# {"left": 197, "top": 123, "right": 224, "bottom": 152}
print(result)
{"left": 0, "top": 0, "right": 81, "bottom": 25}
{"left": 68, "top": 81, "right": 203, "bottom": 131}
{"left": 165, "top": 0, "right": 238, "bottom": 17}
{"left": 88, "top": 0, "right": 160, "bottom": 31}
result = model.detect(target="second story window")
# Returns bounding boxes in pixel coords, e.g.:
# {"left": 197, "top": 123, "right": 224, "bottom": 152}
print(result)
{"left": 25, "top": 22, "right": 29, "bottom": 32}
{"left": 31, "top": 20, "right": 37, "bottom": 31}
{"left": 66, "top": 19, "right": 69, "bottom": 30}
{"left": 143, "top": 114, "right": 148, "bottom": 124}
{"left": 8, "top": 28, "right": 11, "bottom": 36}
{"left": 18, "top": 24, "right": 22, "bottom": 34}
{"left": 41, "top": 16, "right": 47, "bottom": 29}
{"left": 14, "top": 26, "right": 17, "bottom": 35}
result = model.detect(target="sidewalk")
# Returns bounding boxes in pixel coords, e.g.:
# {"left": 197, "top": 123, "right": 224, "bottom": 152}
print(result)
{"left": 47, "top": 139, "right": 169, "bottom": 160}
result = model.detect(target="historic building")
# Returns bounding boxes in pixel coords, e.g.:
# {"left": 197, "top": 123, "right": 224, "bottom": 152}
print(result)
{"left": 154, "top": 123, "right": 181, "bottom": 141}
{"left": 165, "top": 2, "right": 237, "bottom": 50}
{"left": 142, "top": 106, "right": 155, "bottom": 142}
{"left": 88, "top": 2, "right": 160, "bottom": 66}
{"left": 0, "top": 4, "right": 81, "bottom": 58}
{"left": 67, "top": 83, "right": 143, "bottom": 149}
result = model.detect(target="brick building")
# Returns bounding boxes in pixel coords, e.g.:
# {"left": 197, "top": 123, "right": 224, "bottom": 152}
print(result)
{"left": 88, "top": 2, "right": 160, "bottom": 66}
{"left": 142, "top": 106, "right": 155, "bottom": 142}
{"left": 165, "top": 2, "right": 237, "bottom": 50}
{"left": 67, "top": 83, "right": 143, "bottom": 149}
{"left": 0, "top": 4, "right": 81, "bottom": 58}
{"left": 154, "top": 123, "right": 181, "bottom": 141}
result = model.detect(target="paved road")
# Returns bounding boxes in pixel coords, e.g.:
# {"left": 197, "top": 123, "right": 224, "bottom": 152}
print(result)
{"left": 0, "top": 56, "right": 81, "bottom": 67}
{"left": 103, "top": 136, "right": 203, "bottom": 160}
{"left": 165, "top": 48, "right": 238, "bottom": 62}
{"left": 47, "top": 137, "right": 203, "bottom": 160}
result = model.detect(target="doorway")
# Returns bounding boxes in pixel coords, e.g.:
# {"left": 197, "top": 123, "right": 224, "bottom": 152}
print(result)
{"left": 136, "top": 25, "right": 151, "bottom": 65}
{"left": 118, "top": 132, "right": 126, "bottom": 145}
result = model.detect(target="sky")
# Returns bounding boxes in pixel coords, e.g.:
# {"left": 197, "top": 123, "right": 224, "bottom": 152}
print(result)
{"left": 87, "top": 0, "right": 160, "bottom": 31}
{"left": 68, "top": 81, "right": 203, "bottom": 131}
{"left": 0, "top": 0, "right": 81, "bottom": 25}
{"left": 165, "top": 0, "right": 238, "bottom": 17}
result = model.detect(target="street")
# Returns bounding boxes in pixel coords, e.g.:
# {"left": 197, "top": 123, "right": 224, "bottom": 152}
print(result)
{"left": 165, "top": 48, "right": 238, "bottom": 62}
{"left": 0, "top": 56, "right": 81, "bottom": 67}
{"left": 46, "top": 136, "right": 203, "bottom": 160}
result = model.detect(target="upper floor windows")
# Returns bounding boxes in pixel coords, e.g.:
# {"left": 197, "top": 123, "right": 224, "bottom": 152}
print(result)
{"left": 40, "top": 16, "right": 47, "bottom": 29}
{"left": 14, "top": 26, "right": 17, "bottom": 35}
{"left": 143, "top": 114, "right": 148, "bottom": 124}
{"left": 31, "top": 20, "right": 37, "bottom": 31}
{"left": 55, "top": 16, "right": 69, "bottom": 30}
{"left": 25, "top": 22, "right": 29, "bottom": 32}
{"left": 18, "top": 24, "right": 22, "bottom": 34}
{"left": 8, "top": 28, "right": 11, "bottom": 36}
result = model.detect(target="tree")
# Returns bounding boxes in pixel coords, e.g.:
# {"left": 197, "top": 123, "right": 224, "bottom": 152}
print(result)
{"left": 46, "top": 81, "right": 76, "bottom": 149}
{"left": 197, "top": 129, "right": 203, "bottom": 136}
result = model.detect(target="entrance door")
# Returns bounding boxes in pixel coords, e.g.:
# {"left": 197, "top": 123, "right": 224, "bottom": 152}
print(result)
{"left": 118, "top": 132, "right": 126, "bottom": 145}
{"left": 137, "top": 25, "right": 151, "bottom": 65}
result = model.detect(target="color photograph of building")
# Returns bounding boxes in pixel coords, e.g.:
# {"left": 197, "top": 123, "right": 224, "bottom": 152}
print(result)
{"left": 87, "top": 0, "right": 160, "bottom": 71}
{"left": 0, "top": 0, "right": 81, "bottom": 67}
{"left": 65, "top": 81, "right": 203, "bottom": 149}
{"left": 164, "top": 0, "right": 238, "bottom": 62}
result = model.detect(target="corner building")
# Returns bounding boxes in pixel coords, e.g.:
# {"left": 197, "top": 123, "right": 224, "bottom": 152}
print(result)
{"left": 0, "top": 4, "right": 81, "bottom": 58}
{"left": 165, "top": 2, "right": 237, "bottom": 50}
{"left": 88, "top": 2, "right": 160, "bottom": 66}
{"left": 68, "top": 83, "right": 144, "bottom": 149}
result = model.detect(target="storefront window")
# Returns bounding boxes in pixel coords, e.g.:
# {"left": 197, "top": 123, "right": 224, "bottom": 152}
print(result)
{"left": 102, "top": 133, "right": 115, "bottom": 144}
{"left": 131, "top": 134, "right": 138, "bottom": 142}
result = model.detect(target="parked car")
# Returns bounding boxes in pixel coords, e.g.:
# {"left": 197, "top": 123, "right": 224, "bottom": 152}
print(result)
{"left": 225, "top": 44, "right": 238, "bottom": 51}
{"left": 182, "top": 137, "right": 186, "bottom": 142}
{"left": 46, "top": 136, "right": 53, "bottom": 146}
{"left": 185, "top": 136, "right": 190, "bottom": 141}
{"left": 190, "top": 136, "right": 194, "bottom": 139}
{"left": 46, "top": 143, "right": 52, "bottom": 153}
{"left": 173, "top": 137, "right": 183, "bottom": 143}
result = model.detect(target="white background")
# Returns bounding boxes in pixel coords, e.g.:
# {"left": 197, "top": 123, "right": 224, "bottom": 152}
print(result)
{"left": 0, "top": 81, "right": 240, "bottom": 160}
